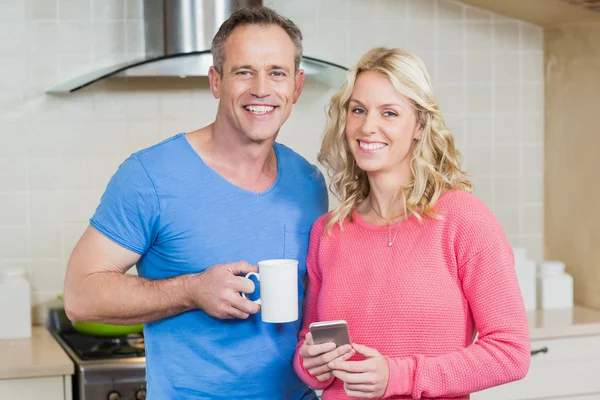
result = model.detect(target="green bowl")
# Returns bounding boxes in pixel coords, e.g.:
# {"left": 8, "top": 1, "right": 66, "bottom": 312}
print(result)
{"left": 57, "top": 294, "right": 143, "bottom": 336}
{"left": 72, "top": 321, "right": 143, "bottom": 337}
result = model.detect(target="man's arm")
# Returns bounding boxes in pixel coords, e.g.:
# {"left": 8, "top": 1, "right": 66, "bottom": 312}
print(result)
{"left": 63, "top": 226, "right": 260, "bottom": 325}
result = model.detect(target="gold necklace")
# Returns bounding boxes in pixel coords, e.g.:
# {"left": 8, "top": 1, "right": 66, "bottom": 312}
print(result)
{"left": 371, "top": 205, "right": 403, "bottom": 247}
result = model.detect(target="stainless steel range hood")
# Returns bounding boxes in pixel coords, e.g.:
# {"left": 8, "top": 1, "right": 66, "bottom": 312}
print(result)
{"left": 47, "top": 0, "right": 348, "bottom": 94}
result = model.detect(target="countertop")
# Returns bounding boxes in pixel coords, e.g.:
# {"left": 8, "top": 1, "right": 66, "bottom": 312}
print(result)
{"left": 0, "top": 326, "right": 73, "bottom": 380}
{"left": 528, "top": 305, "right": 600, "bottom": 340}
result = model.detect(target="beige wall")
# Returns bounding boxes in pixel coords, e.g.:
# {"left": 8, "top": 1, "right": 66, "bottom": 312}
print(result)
{"left": 0, "top": 0, "right": 545, "bottom": 316}
{"left": 545, "top": 22, "right": 600, "bottom": 310}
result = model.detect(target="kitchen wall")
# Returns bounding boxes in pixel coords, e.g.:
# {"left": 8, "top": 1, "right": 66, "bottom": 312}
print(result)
{"left": 0, "top": 0, "right": 544, "bottom": 313}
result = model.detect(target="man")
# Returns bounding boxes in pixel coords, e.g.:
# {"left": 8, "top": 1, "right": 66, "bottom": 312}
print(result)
{"left": 63, "top": 6, "right": 327, "bottom": 400}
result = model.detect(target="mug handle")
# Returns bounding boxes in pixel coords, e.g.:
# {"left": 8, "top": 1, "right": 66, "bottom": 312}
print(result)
{"left": 240, "top": 272, "right": 261, "bottom": 305}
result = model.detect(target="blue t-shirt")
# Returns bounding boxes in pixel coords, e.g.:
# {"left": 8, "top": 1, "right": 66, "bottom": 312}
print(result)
{"left": 90, "top": 133, "right": 328, "bottom": 399}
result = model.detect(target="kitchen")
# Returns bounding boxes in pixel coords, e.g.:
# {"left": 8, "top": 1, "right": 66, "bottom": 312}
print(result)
{"left": 0, "top": 0, "right": 598, "bottom": 399}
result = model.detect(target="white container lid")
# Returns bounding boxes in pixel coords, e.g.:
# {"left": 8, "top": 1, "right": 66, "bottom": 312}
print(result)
{"left": 538, "top": 260, "right": 566, "bottom": 277}
{"left": 0, "top": 267, "right": 27, "bottom": 283}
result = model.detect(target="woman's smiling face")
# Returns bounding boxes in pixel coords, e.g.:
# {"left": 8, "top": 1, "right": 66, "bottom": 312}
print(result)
{"left": 345, "top": 70, "right": 421, "bottom": 177}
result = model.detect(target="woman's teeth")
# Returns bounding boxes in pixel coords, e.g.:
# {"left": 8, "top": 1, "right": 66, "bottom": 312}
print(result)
{"left": 359, "top": 140, "right": 387, "bottom": 151}
{"left": 245, "top": 105, "right": 274, "bottom": 114}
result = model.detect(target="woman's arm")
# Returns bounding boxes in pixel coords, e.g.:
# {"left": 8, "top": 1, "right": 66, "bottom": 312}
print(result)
{"left": 293, "top": 218, "right": 340, "bottom": 390}
{"left": 384, "top": 202, "right": 531, "bottom": 398}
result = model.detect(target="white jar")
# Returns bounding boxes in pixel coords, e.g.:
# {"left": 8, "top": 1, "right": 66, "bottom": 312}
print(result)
{"left": 513, "top": 247, "right": 537, "bottom": 311}
{"left": 0, "top": 267, "right": 32, "bottom": 339}
{"left": 536, "top": 260, "right": 574, "bottom": 310}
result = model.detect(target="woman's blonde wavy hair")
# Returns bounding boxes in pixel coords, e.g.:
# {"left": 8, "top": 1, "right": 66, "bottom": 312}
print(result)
{"left": 320, "top": 47, "right": 472, "bottom": 233}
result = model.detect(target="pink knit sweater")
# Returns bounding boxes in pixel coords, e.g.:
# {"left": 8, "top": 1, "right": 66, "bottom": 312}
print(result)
{"left": 294, "top": 191, "right": 530, "bottom": 399}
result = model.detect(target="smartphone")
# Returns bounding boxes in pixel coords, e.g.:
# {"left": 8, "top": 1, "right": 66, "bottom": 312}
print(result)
{"left": 309, "top": 320, "right": 351, "bottom": 347}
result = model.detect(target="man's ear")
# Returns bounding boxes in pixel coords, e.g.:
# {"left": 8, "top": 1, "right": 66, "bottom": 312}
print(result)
{"left": 208, "top": 66, "right": 221, "bottom": 99}
{"left": 292, "top": 69, "right": 305, "bottom": 104}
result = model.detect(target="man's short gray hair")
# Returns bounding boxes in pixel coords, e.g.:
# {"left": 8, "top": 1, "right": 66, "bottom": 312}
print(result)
{"left": 211, "top": 6, "right": 303, "bottom": 75}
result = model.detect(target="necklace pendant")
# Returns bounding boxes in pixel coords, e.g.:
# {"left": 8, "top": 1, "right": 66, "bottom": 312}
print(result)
{"left": 388, "top": 242, "right": 393, "bottom": 247}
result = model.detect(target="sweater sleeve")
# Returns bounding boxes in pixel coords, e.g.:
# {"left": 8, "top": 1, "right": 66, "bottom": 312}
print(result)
{"left": 293, "top": 217, "right": 335, "bottom": 390}
{"left": 384, "top": 197, "right": 531, "bottom": 398}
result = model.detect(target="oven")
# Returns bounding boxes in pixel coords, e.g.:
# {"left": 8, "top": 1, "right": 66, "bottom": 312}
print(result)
{"left": 48, "top": 309, "right": 147, "bottom": 400}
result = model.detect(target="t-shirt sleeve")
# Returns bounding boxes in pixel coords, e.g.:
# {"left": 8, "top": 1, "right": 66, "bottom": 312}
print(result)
{"left": 90, "top": 155, "right": 160, "bottom": 255}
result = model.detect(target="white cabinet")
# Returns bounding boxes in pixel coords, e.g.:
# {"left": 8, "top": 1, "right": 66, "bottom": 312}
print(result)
{"left": 0, "top": 375, "right": 72, "bottom": 400}
{"left": 473, "top": 335, "right": 600, "bottom": 400}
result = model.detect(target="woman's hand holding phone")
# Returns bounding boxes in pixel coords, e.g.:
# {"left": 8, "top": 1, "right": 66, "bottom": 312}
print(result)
{"left": 299, "top": 332, "right": 355, "bottom": 382}
{"left": 328, "top": 343, "right": 390, "bottom": 398}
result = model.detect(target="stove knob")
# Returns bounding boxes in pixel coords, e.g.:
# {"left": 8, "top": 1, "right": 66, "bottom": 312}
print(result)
{"left": 135, "top": 389, "right": 147, "bottom": 400}
{"left": 107, "top": 391, "right": 121, "bottom": 400}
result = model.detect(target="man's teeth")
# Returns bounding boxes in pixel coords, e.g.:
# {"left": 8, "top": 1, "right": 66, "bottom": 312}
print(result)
{"left": 245, "top": 105, "right": 274, "bottom": 114}
{"left": 359, "top": 141, "right": 387, "bottom": 151}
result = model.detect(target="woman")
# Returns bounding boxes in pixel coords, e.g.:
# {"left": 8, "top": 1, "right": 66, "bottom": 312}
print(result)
{"left": 293, "top": 48, "right": 530, "bottom": 399}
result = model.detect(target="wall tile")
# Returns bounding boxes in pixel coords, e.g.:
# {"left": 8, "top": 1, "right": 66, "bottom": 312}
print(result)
{"left": 93, "top": 21, "right": 126, "bottom": 57}
{"left": 0, "top": 1, "right": 26, "bottom": 19}
{"left": 0, "top": 192, "right": 27, "bottom": 226}
{"left": 126, "top": 0, "right": 143, "bottom": 20}
{"left": 348, "top": 22, "right": 379, "bottom": 63}
{"left": 30, "top": 225, "right": 63, "bottom": 258}
{"left": 29, "top": 158, "right": 63, "bottom": 190}
{"left": 30, "top": 191, "right": 63, "bottom": 224}
{"left": 407, "top": 0, "right": 436, "bottom": 20}
{"left": 58, "top": 0, "right": 90, "bottom": 21}
{"left": 437, "top": 53, "right": 464, "bottom": 84}
{"left": 437, "top": 0, "right": 463, "bottom": 20}
{"left": 522, "top": 83, "right": 544, "bottom": 114}
{"left": 436, "top": 85, "right": 465, "bottom": 114}
{"left": 466, "top": 52, "right": 492, "bottom": 83}
{"left": 0, "top": 227, "right": 28, "bottom": 258}
{"left": 0, "top": 22, "right": 26, "bottom": 54}
{"left": 62, "top": 158, "right": 94, "bottom": 190}
{"left": 437, "top": 22, "right": 464, "bottom": 52}
{"left": 465, "top": 146, "right": 492, "bottom": 176}
{"left": 26, "top": 0, "right": 57, "bottom": 20}
{"left": 494, "top": 115, "right": 520, "bottom": 144}
{"left": 494, "top": 146, "right": 520, "bottom": 177}
{"left": 93, "top": 0, "right": 124, "bottom": 21}
{"left": 522, "top": 205, "right": 543, "bottom": 235}
{"left": 466, "top": 84, "right": 492, "bottom": 114}
{"left": 406, "top": 21, "right": 436, "bottom": 52}
{"left": 348, "top": 0, "right": 378, "bottom": 21}
{"left": 0, "top": 158, "right": 27, "bottom": 190}
{"left": 465, "top": 116, "right": 492, "bottom": 147}
{"left": 58, "top": 21, "right": 92, "bottom": 54}
{"left": 494, "top": 22, "right": 520, "bottom": 51}
{"left": 494, "top": 84, "right": 521, "bottom": 115}
{"left": 495, "top": 177, "right": 521, "bottom": 206}
{"left": 376, "top": 0, "right": 406, "bottom": 21}
{"left": 466, "top": 23, "right": 492, "bottom": 51}
{"left": 493, "top": 52, "right": 520, "bottom": 82}
{"left": 522, "top": 145, "right": 544, "bottom": 176}
{"left": 521, "top": 115, "right": 543, "bottom": 144}
{"left": 30, "top": 259, "right": 65, "bottom": 292}
{"left": 318, "top": 0, "right": 348, "bottom": 21}
{"left": 376, "top": 21, "right": 407, "bottom": 49}
{"left": 522, "top": 175, "right": 543, "bottom": 204}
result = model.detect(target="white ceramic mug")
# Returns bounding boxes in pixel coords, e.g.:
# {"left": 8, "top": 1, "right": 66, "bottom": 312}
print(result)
{"left": 242, "top": 259, "right": 298, "bottom": 323}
